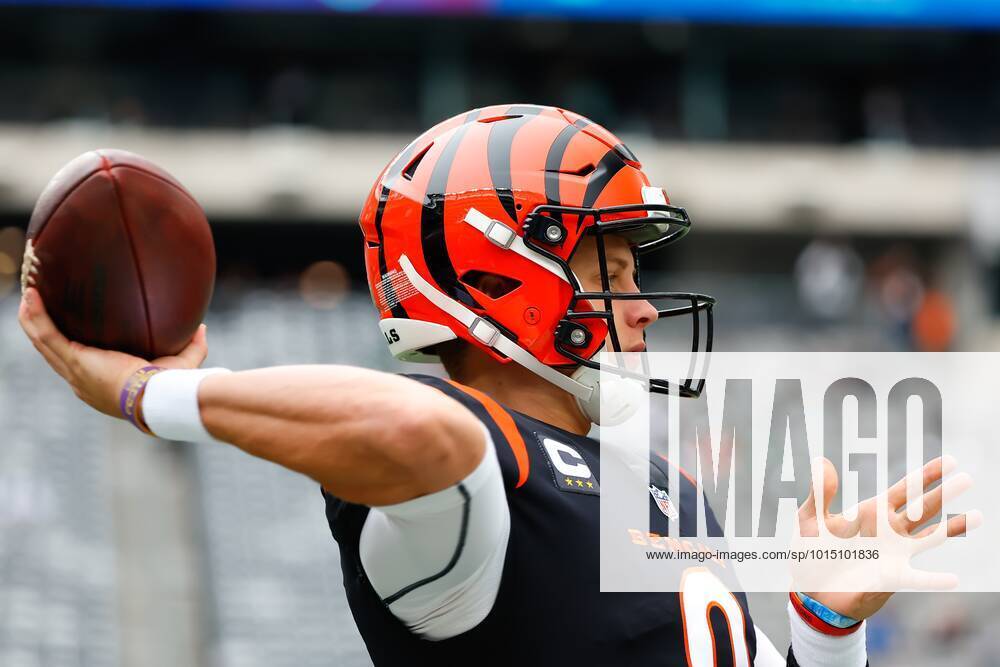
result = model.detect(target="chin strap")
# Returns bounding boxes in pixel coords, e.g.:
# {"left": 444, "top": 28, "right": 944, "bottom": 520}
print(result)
{"left": 399, "top": 255, "right": 592, "bottom": 402}
{"left": 461, "top": 208, "right": 568, "bottom": 281}
{"left": 398, "top": 255, "right": 646, "bottom": 426}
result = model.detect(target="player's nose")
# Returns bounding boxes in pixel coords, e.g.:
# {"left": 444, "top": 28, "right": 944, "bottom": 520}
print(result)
{"left": 624, "top": 298, "right": 658, "bottom": 332}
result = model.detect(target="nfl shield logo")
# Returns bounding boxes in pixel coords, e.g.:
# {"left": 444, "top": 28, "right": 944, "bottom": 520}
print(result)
{"left": 648, "top": 484, "right": 679, "bottom": 521}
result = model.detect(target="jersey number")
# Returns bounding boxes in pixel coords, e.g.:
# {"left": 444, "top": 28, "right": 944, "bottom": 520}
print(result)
{"left": 679, "top": 567, "right": 751, "bottom": 667}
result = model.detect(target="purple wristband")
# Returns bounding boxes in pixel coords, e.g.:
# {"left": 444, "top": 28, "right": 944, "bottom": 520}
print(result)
{"left": 120, "top": 365, "right": 166, "bottom": 433}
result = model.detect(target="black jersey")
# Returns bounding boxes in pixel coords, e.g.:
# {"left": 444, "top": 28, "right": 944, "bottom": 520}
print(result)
{"left": 323, "top": 374, "right": 759, "bottom": 666}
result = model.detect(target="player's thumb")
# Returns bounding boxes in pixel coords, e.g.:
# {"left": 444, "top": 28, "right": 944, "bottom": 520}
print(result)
{"left": 817, "top": 457, "right": 839, "bottom": 517}
{"left": 798, "top": 457, "right": 839, "bottom": 528}
{"left": 158, "top": 324, "right": 209, "bottom": 369}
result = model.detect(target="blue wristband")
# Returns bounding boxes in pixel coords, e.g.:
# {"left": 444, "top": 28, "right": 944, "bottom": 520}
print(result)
{"left": 796, "top": 592, "right": 861, "bottom": 629}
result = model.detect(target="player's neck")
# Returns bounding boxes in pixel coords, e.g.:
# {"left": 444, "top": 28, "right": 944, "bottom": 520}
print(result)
{"left": 447, "top": 351, "right": 591, "bottom": 436}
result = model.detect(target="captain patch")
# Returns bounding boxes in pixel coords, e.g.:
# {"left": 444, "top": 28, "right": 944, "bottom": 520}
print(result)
{"left": 536, "top": 436, "right": 600, "bottom": 496}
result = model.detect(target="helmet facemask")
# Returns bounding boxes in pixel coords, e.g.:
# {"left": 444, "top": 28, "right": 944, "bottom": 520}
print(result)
{"left": 522, "top": 198, "right": 715, "bottom": 399}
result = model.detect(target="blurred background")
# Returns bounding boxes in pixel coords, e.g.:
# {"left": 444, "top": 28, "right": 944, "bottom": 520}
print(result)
{"left": 1, "top": 0, "right": 999, "bottom": 665}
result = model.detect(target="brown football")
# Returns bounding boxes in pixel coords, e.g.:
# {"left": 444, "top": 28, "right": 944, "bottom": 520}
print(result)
{"left": 23, "top": 149, "right": 215, "bottom": 359}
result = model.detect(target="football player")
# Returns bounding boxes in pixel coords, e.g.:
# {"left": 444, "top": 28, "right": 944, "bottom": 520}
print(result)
{"left": 19, "top": 105, "right": 971, "bottom": 665}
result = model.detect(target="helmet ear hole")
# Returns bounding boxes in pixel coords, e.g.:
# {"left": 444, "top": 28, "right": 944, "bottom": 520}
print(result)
{"left": 459, "top": 270, "right": 522, "bottom": 299}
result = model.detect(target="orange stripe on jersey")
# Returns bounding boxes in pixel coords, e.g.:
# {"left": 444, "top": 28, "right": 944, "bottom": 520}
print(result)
{"left": 655, "top": 452, "right": 698, "bottom": 488}
{"left": 446, "top": 380, "right": 530, "bottom": 488}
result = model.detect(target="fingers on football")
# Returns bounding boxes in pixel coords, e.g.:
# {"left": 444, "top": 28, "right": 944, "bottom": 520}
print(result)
{"left": 156, "top": 324, "right": 208, "bottom": 369}
{"left": 185, "top": 324, "right": 209, "bottom": 367}
{"left": 886, "top": 455, "right": 957, "bottom": 511}
{"left": 900, "top": 472, "right": 973, "bottom": 533}
{"left": 19, "top": 289, "right": 72, "bottom": 378}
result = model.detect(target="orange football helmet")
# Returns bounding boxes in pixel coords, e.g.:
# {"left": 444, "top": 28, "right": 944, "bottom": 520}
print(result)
{"left": 359, "top": 104, "right": 713, "bottom": 422}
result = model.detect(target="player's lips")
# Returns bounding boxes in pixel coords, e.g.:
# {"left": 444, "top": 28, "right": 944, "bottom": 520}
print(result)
{"left": 626, "top": 343, "right": 646, "bottom": 352}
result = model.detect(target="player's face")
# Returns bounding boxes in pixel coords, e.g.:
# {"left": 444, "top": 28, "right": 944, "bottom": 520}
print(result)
{"left": 569, "top": 234, "right": 658, "bottom": 352}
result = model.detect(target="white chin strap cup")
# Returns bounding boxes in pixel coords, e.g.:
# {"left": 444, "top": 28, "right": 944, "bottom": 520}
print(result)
{"left": 571, "top": 365, "right": 646, "bottom": 426}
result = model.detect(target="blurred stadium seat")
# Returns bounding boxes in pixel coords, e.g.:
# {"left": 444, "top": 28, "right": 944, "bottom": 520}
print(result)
{"left": 0, "top": 299, "right": 119, "bottom": 667}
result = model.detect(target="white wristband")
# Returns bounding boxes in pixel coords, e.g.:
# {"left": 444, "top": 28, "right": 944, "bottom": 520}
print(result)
{"left": 142, "top": 368, "right": 231, "bottom": 444}
{"left": 787, "top": 601, "right": 867, "bottom": 667}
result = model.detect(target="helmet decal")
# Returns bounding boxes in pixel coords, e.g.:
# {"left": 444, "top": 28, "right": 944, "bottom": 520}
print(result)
{"left": 373, "top": 269, "right": 418, "bottom": 313}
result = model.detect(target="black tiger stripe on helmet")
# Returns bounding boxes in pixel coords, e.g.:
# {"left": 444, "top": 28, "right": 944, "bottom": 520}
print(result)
{"left": 419, "top": 108, "right": 484, "bottom": 310}
{"left": 486, "top": 104, "right": 546, "bottom": 224}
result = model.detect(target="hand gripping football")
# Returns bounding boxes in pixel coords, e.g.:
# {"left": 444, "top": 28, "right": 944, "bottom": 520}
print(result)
{"left": 23, "top": 149, "right": 215, "bottom": 358}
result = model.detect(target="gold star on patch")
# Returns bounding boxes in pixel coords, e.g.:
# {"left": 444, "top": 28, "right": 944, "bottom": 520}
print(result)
{"left": 565, "top": 478, "right": 574, "bottom": 486}
{"left": 576, "top": 480, "right": 584, "bottom": 487}
{"left": 586, "top": 481, "right": 594, "bottom": 488}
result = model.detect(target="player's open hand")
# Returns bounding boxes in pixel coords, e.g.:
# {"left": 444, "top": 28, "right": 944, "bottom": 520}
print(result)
{"left": 18, "top": 287, "right": 208, "bottom": 419}
{"left": 792, "top": 456, "right": 980, "bottom": 622}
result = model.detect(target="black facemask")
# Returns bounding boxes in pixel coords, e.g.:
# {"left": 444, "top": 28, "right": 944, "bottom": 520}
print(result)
{"left": 522, "top": 201, "right": 715, "bottom": 397}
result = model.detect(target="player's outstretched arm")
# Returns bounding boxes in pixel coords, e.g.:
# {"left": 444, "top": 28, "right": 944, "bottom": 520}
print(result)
{"left": 193, "top": 366, "right": 485, "bottom": 505}
{"left": 18, "top": 287, "right": 485, "bottom": 506}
